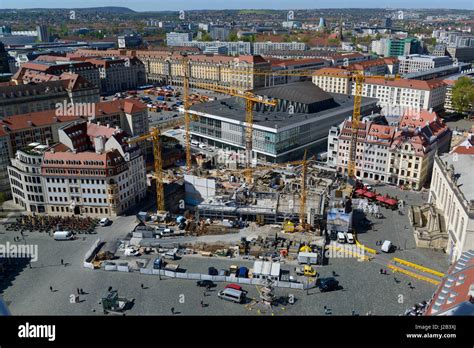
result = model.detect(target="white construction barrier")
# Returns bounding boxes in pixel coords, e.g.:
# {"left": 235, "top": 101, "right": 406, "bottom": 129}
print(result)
{"left": 104, "top": 264, "right": 117, "bottom": 271}
{"left": 83, "top": 262, "right": 94, "bottom": 270}
{"left": 117, "top": 265, "right": 129, "bottom": 272}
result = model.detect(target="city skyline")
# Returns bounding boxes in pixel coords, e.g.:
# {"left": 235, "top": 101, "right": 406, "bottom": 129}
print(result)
{"left": 1, "top": 0, "right": 473, "bottom": 10}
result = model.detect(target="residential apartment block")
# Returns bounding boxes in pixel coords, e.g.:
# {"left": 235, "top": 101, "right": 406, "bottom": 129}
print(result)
{"left": 0, "top": 99, "right": 148, "bottom": 197}
{"left": 253, "top": 42, "right": 307, "bottom": 56}
{"left": 174, "top": 41, "right": 252, "bottom": 56}
{"left": 8, "top": 121, "right": 147, "bottom": 217}
{"left": 328, "top": 110, "right": 451, "bottom": 189}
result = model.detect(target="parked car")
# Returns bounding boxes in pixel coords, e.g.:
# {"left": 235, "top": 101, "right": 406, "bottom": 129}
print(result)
{"left": 319, "top": 277, "right": 339, "bottom": 292}
{"left": 208, "top": 267, "right": 218, "bottom": 276}
{"left": 99, "top": 218, "right": 110, "bottom": 227}
{"left": 124, "top": 248, "right": 140, "bottom": 257}
{"left": 196, "top": 280, "right": 216, "bottom": 288}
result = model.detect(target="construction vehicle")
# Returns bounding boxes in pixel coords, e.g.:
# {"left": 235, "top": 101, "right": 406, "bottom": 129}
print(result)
{"left": 295, "top": 265, "right": 318, "bottom": 277}
{"left": 101, "top": 290, "right": 132, "bottom": 315}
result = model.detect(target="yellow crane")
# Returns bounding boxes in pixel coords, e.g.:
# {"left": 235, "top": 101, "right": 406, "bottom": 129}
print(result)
{"left": 126, "top": 127, "right": 164, "bottom": 212}
{"left": 192, "top": 82, "right": 278, "bottom": 183}
{"left": 182, "top": 54, "right": 193, "bottom": 172}
{"left": 299, "top": 149, "right": 308, "bottom": 226}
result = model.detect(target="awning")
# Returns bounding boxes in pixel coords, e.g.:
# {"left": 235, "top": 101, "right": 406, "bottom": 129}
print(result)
{"left": 376, "top": 195, "right": 386, "bottom": 203}
{"left": 355, "top": 188, "right": 366, "bottom": 195}
{"left": 363, "top": 191, "right": 376, "bottom": 199}
{"left": 385, "top": 198, "right": 398, "bottom": 206}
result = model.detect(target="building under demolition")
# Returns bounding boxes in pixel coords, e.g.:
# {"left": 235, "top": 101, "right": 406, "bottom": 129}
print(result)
{"left": 188, "top": 81, "right": 379, "bottom": 163}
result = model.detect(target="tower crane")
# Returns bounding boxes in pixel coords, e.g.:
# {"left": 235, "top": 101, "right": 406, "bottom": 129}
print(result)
{"left": 126, "top": 127, "right": 164, "bottom": 212}
{"left": 299, "top": 149, "right": 308, "bottom": 227}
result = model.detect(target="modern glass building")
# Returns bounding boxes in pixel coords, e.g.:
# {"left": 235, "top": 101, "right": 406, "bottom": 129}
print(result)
{"left": 188, "top": 82, "right": 379, "bottom": 163}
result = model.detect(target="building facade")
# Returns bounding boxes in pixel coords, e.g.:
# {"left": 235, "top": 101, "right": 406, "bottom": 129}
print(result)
{"left": 398, "top": 54, "right": 453, "bottom": 75}
{"left": 0, "top": 99, "right": 148, "bottom": 197}
{"left": 312, "top": 68, "right": 353, "bottom": 94}
{"left": 253, "top": 42, "right": 307, "bottom": 56}
{"left": 429, "top": 150, "right": 474, "bottom": 263}
{"left": 0, "top": 76, "right": 99, "bottom": 119}
{"left": 166, "top": 32, "right": 193, "bottom": 46}
{"left": 8, "top": 144, "right": 47, "bottom": 213}
{"left": 329, "top": 111, "right": 452, "bottom": 189}
{"left": 8, "top": 122, "right": 148, "bottom": 217}
{"left": 188, "top": 82, "right": 378, "bottom": 163}
{"left": 74, "top": 49, "right": 271, "bottom": 90}
{"left": 355, "top": 78, "right": 447, "bottom": 112}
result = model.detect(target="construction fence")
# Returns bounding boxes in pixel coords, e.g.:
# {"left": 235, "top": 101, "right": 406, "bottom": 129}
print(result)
{"left": 139, "top": 268, "right": 314, "bottom": 290}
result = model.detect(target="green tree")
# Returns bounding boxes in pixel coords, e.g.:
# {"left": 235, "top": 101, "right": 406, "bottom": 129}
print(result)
{"left": 452, "top": 77, "right": 474, "bottom": 116}
{"left": 228, "top": 31, "right": 239, "bottom": 42}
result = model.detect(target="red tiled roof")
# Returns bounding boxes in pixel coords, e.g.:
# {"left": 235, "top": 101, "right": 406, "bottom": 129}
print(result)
{"left": 0, "top": 112, "right": 82, "bottom": 131}
{"left": 314, "top": 67, "right": 351, "bottom": 77}
{"left": 364, "top": 78, "right": 446, "bottom": 90}
{"left": 425, "top": 251, "right": 474, "bottom": 316}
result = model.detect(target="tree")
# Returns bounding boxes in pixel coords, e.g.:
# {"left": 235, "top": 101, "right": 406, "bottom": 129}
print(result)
{"left": 228, "top": 31, "right": 239, "bottom": 42}
{"left": 452, "top": 77, "right": 474, "bottom": 117}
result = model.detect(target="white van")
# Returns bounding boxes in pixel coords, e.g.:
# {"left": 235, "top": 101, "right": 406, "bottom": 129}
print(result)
{"left": 199, "top": 143, "right": 208, "bottom": 150}
{"left": 346, "top": 232, "right": 355, "bottom": 244}
{"left": 191, "top": 140, "right": 199, "bottom": 147}
{"left": 159, "top": 228, "right": 174, "bottom": 237}
{"left": 381, "top": 240, "right": 392, "bottom": 253}
{"left": 217, "top": 288, "right": 245, "bottom": 303}
{"left": 54, "top": 231, "right": 74, "bottom": 241}
{"left": 337, "top": 232, "right": 346, "bottom": 243}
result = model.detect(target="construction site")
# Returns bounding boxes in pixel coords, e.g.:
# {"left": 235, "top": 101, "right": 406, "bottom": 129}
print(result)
{"left": 83, "top": 63, "right": 449, "bottom": 301}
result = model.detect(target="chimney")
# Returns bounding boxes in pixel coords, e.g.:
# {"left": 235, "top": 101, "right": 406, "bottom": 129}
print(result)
{"left": 52, "top": 116, "right": 58, "bottom": 123}
{"left": 27, "top": 120, "right": 33, "bottom": 127}
{"left": 107, "top": 124, "right": 110, "bottom": 128}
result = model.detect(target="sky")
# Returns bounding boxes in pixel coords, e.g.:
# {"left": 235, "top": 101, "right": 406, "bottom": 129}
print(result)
{"left": 2, "top": 0, "right": 473, "bottom": 10}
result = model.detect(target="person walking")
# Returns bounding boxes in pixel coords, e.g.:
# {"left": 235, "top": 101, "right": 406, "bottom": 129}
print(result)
{"left": 200, "top": 298, "right": 204, "bottom": 308}
{"left": 171, "top": 307, "right": 175, "bottom": 315}
{"left": 61, "top": 259, "right": 64, "bottom": 266}
{"left": 50, "top": 286, "right": 53, "bottom": 292}
{"left": 141, "top": 283, "right": 144, "bottom": 289}
{"left": 77, "top": 288, "right": 80, "bottom": 295}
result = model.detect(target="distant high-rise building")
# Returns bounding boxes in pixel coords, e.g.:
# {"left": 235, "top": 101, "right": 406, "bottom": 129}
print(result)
{"left": 118, "top": 34, "right": 143, "bottom": 49}
{"left": 319, "top": 17, "right": 326, "bottom": 28}
{"left": 210, "top": 26, "right": 231, "bottom": 41}
{"left": 0, "top": 42, "right": 10, "bottom": 74}
{"left": 0, "top": 25, "right": 11, "bottom": 35}
{"left": 383, "top": 17, "right": 393, "bottom": 28}
{"left": 166, "top": 32, "right": 193, "bottom": 46}
{"left": 36, "top": 25, "right": 50, "bottom": 42}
